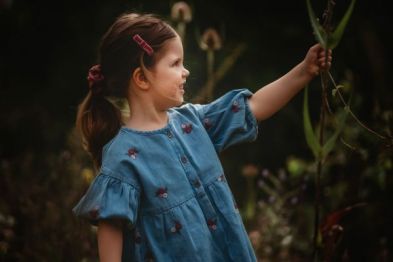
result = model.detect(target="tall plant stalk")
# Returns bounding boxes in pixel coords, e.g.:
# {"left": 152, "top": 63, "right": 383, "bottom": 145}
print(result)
{"left": 313, "top": 2, "right": 335, "bottom": 260}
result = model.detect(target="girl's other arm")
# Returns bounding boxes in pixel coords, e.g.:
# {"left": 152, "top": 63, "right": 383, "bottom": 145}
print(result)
{"left": 97, "top": 221, "right": 123, "bottom": 262}
{"left": 248, "top": 44, "right": 331, "bottom": 121}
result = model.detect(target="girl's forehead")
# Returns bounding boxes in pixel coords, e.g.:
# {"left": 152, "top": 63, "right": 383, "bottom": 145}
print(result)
{"left": 157, "top": 36, "right": 183, "bottom": 59}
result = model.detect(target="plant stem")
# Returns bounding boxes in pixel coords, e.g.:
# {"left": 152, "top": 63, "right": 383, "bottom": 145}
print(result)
{"left": 313, "top": 71, "right": 329, "bottom": 261}
{"left": 194, "top": 44, "right": 246, "bottom": 103}
{"left": 206, "top": 50, "right": 215, "bottom": 101}
{"left": 313, "top": 1, "right": 335, "bottom": 260}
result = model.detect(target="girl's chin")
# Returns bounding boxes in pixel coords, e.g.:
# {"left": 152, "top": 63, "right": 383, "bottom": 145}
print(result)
{"left": 176, "top": 98, "right": 184, "bottom": 106}
{"left": 166, "top": 97, "right": 183, "bottom": 108}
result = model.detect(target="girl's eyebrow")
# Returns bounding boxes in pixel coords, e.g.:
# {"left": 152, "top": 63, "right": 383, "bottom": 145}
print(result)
{"left": 169, "top": 56, "right": 183, "bottom": 63}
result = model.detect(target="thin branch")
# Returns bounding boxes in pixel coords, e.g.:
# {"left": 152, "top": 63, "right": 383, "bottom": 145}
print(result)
{"left": 328, "top": 72, "right": 390, "bottom": 141}
{"left": 340, "top": 137, "right": 358, "bottom": 151}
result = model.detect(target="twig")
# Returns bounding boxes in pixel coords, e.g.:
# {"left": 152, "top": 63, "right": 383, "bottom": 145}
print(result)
{"left": 328, "top": 72, "right": 390, "bottom": 141}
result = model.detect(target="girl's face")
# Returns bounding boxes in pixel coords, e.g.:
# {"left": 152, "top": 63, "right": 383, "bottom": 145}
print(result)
{"left": 145, "top": 35, "right": 189, "bottom": 109}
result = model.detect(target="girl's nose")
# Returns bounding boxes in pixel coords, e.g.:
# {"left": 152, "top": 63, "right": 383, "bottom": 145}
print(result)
{"left": 183, "top": 67, "right": 190, "bottom": 78}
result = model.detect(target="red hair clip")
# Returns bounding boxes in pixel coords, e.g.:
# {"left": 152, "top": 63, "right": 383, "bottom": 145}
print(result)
{"left": 132, "top": 34, "right": 154, "bottom": 56}
{"left": 87, "top": 64, "right": 104, "bottom": 85}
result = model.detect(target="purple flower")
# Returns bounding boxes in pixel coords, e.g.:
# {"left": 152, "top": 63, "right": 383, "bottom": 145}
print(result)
{"left": 257, "top": 180, "right": 265, "bottom": 188}
{"left": 278, "top": 169, "right": 287, "bottom": 181}
{"left": 261, "top": 169, "right": 270, "bottom": 178}
{"left": 268, "top": 195, "right": 276, "bottom": 203}
{"left": 290, "top": 196, "right": 298, "bottom": 205}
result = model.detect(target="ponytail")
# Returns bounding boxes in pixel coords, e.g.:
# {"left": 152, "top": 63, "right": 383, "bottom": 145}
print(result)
{"left": 76, "top": 82, "right": 122, "bottom": 169}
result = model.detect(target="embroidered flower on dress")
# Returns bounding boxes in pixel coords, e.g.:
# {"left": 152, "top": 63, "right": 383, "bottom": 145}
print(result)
{"left": 203, "top": 118, "right": 212, "bottom": 130}
{"left": 171, "top": 221, "right": 182, "bottom": 233}
{"left": 207, "top": 219, "right": 217, "bottom": 230}
{"left": 181, "top": 123, "right": 193, "bottom": 134}
{"left": 127, "top": 148, "right": 138, "bottom": 159}
{"left": 231, "top": 100, "right": 240, "bottom": 112}
{"left": 217, "top": 174, "right": 226, "bottom": 182}
{"left": 234, "top": 201, "right": 240, "bottom": 213}
{"left": 156, "top": 187, "right": 168, "bottom": 198}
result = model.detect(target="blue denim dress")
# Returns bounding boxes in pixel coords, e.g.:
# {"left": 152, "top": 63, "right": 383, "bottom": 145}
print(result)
{"left": 73, "top": 89, "right": 259, "bottom": 261}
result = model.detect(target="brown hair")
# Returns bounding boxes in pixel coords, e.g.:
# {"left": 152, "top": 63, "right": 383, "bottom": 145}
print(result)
{"left": 76, "top": 13, "right": 177, "bottom": 169}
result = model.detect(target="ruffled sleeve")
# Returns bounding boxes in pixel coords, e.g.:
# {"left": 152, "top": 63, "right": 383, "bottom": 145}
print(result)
{"left": 193, "top": 89, "right": 258, "bottom": 152}
{"left": 72, "top": 168, "right": 140, "bottom": 227}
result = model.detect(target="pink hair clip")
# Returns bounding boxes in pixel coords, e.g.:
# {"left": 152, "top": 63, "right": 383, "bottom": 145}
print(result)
{"left": 132, "top": 34, "right": 154, "bottom": 56}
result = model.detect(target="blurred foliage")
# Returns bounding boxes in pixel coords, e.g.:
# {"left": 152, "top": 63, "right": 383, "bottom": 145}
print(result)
{"left": 0, "top": 130, "right": 98, "bottom": 261}
{"left": 242, "top": 79, "right": 392, "bottom": 260}
{"left": 1, "top": 0, "right": 392, "bottom": 261}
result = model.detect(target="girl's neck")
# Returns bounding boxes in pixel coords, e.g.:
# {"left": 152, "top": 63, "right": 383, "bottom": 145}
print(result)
{"left": 124, "top": 97, "right": 169, "bottom": 132}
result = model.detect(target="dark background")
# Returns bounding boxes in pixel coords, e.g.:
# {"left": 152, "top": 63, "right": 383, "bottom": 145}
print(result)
{"left": 1, "top": 0, "right": 392, "bottom": 261}
{"left": 1, "top": 0, "right": 391, "bottom": 163}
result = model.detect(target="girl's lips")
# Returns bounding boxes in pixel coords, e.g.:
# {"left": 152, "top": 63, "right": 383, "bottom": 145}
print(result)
{"left": 180, "top": 81, "right": 186, "bottom": 92}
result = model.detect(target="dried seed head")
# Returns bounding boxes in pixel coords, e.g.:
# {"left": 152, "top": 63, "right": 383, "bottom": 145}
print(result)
{"left": 241, "top": 164, "right": 259, "bottom": 177}
{"left": 171, "top": 1, "right": 192, "bottom": 23}
{"left": 200, "top": 28, "right": 222, "bottom": 51}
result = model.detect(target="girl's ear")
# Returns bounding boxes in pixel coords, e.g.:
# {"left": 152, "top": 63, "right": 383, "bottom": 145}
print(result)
{"left": 132, "top": 67, "right": 149, "bottom": 90}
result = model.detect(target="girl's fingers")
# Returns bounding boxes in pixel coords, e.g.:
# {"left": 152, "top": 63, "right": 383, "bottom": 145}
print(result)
{"left": 318, "top": 56, "right": 332, "bottom": 63}
{"left": 311, "top": 43, "right": 322, "bottom": 51}
{"left": 320, "top": 62, "right": 331, "bottom": 69}
{"left": 318, "top": 50, "right": 332, "bottom": 61}
{"left": 318, "top": 57, "right": 327, "bottom": 64}
{"left": 318, "top": 49, "right": 332, "bottom": 54}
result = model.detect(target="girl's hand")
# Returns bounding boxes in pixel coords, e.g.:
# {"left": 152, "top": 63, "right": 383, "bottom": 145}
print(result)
{"left": 303, "top": 43, "right": 332, "bottom": 77}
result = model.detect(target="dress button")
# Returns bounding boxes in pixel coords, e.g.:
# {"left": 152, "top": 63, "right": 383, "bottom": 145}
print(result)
{"left": 181, "top": 156, "right": 188, "bottom": 164}
{"left": 166, "top": 130, "right": 173, "bottom": 138}
{"left": 193, "top": 179, "right": 201, "bottom": 188}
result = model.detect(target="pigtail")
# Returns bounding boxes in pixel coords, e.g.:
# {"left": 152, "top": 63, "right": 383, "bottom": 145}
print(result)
{"left": 76, "top": 80, "right": 122, "bottom": 169}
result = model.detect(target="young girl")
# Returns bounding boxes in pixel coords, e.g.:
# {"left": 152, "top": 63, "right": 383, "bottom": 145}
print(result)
{"left": 73, "top": 12, "right": 331, "bottom": 262}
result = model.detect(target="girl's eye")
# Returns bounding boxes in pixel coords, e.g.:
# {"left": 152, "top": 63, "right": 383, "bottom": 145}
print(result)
{"left": 173, "top": 59, "right": 181, "bottom": 66}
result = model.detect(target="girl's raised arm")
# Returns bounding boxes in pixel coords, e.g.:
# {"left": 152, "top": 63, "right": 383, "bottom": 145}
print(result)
{"left": 248, "top": 44, "right": 331, "bottom": 121}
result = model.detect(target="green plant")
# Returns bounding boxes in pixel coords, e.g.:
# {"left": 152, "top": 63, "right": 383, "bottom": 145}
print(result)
{"left": 303, "top": 0, "right": 393, "bottom": 260}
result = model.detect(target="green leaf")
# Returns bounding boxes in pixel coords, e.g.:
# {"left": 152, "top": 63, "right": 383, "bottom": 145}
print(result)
{"left": 328, "top": 0, "right": 356, "bottom": 49}
{"left": 322, "top": 110, "right": 349, "bottom": 158}
{"left": 303, "top": 87, "right": 321, "bottom": 159}
{"left": 306, "top": 0, "right": 327, "bottom": 48}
